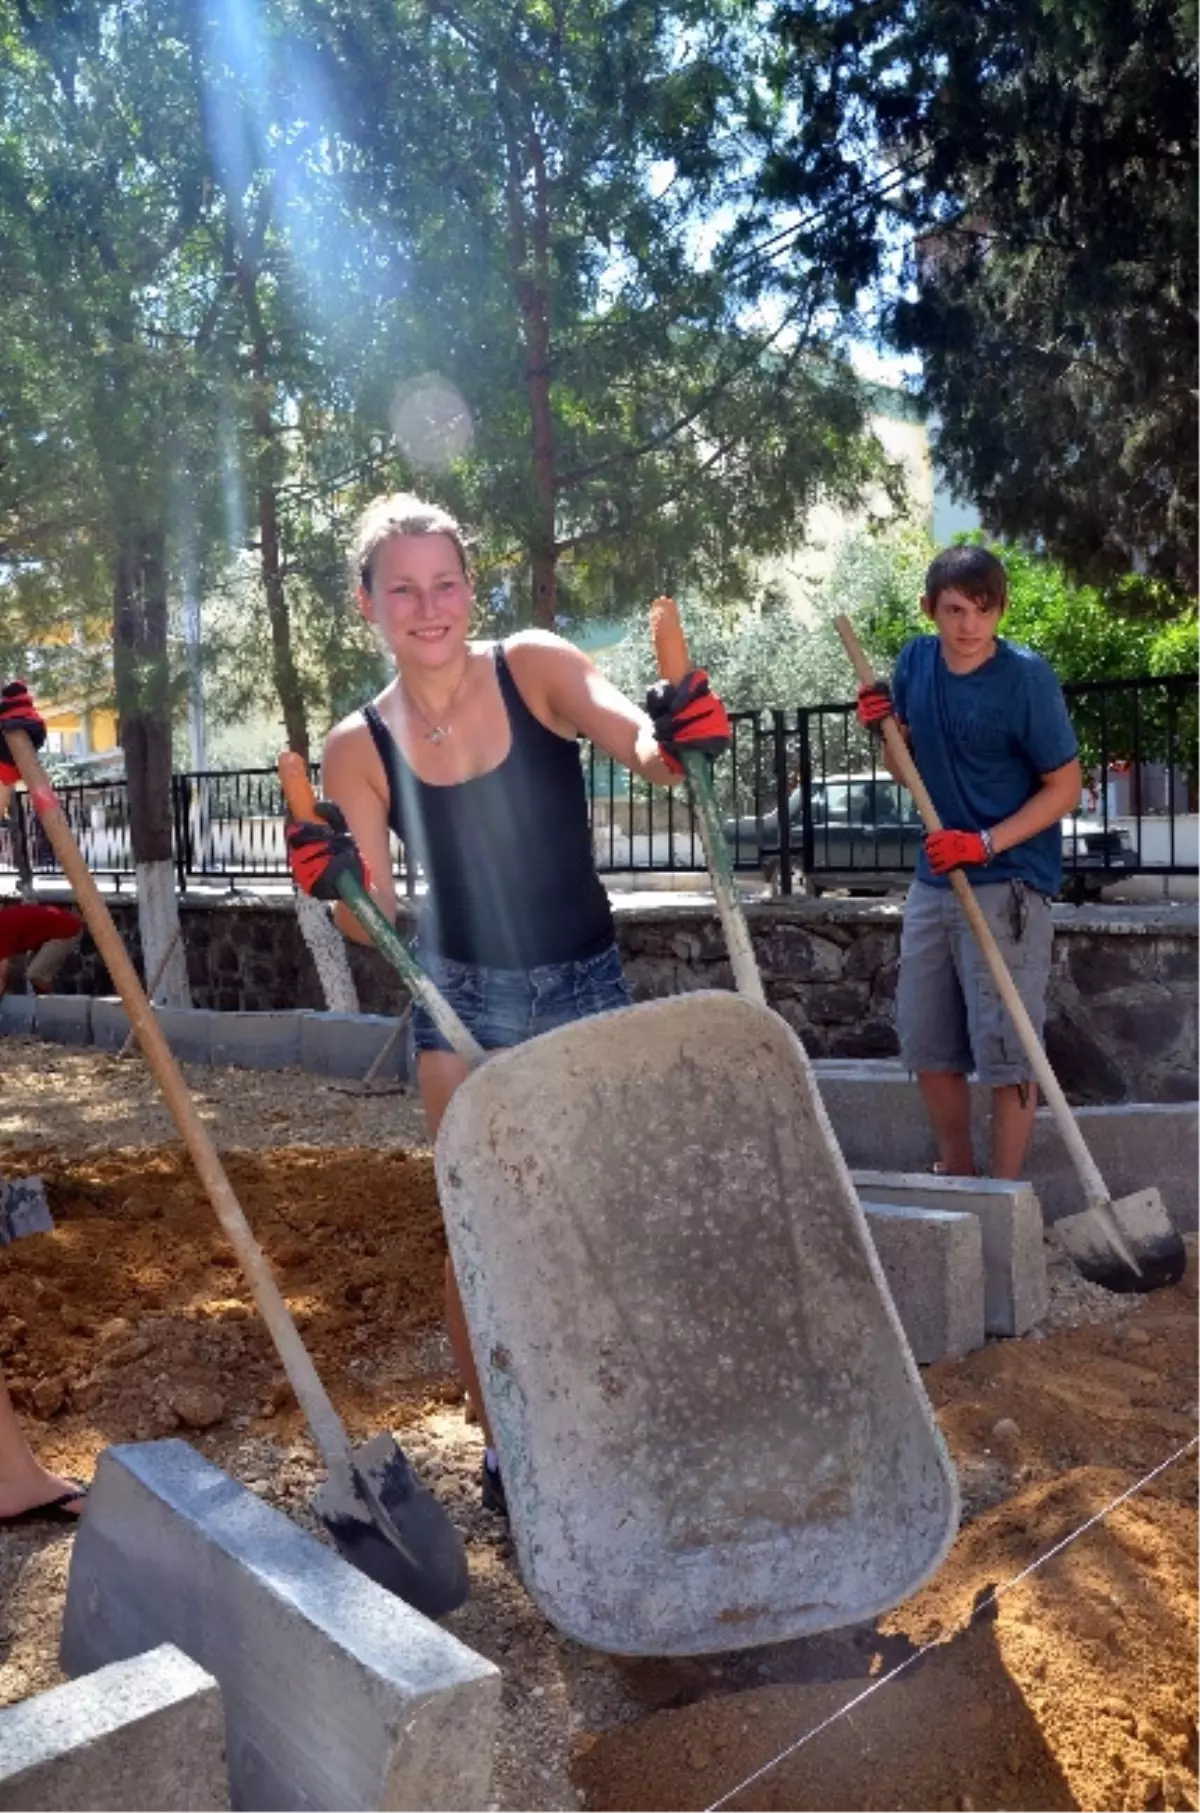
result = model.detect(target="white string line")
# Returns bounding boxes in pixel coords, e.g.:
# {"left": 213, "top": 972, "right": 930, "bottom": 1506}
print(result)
{"left": 705, "top": 1435, "right": 1199, "bottom": 1813}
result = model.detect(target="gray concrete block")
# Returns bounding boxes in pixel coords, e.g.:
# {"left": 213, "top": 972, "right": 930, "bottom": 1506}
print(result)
{"left": 853, "top": 1171, "right": 1048, "bottom": 1337}
{"left": 813, "top": 1061, "right": 1198, "bottom": 1233}
{"left": 862, "top": 1201, "right": 986, "bottom": 1363}
{"left": 30, "top": 994, "right": 92, "bottom": 1046}
{"left": 209, "top": 1011, "right": 305, "bottom": 1071}
{"left": 61, "top": 1442, "right": 500, "bottom": 1812}
{"left": 300, "top": 1012, "right": 408, "bottom": 1080}
{"left": 91, "top": 997, "right": 130, "bottom": 1052}
{"left": 155, "top": 1007, "right": 215, "bottom": 1065}
{"left": 0, "top": 993, "right": 36, "bottom": 1037}
{"left": 0, "top": 1643, "right": 227, "bottom": 1811}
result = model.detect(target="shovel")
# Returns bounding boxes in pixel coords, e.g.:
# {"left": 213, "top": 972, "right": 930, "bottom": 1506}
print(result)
{"left": 5, "top": 729, "right": 469, "bottom": 1619}
{"left": 834, "top": 616, "right": 1185, "bottom": 1294}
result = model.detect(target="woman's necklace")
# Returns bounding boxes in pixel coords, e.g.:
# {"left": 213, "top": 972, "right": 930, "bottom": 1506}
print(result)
{"left": 400, "top": 657, "right": 473, "bottom": 745}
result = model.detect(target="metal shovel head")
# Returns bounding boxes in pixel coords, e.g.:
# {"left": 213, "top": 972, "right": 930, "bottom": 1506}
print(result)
{"left": 1055, "top": 1186, "right": 1186, "bottom": 1294}
{"left": 313, "top": 1431, "right": 470, "bottom": 1618}
{"left": 435, "top": 991, "right": 959, "bottom": 1657}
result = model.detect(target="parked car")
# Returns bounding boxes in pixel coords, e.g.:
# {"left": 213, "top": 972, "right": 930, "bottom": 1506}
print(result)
{"left": 722, "top": 773, "right": 1139, "bottom": 900}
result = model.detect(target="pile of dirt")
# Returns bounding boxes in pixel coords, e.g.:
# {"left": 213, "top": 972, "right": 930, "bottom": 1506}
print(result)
{"left": 574, "top": 1266, "right": 1199, "bottom": 1813}
{"left": 0, "top": 1145, "right": 455, "bottom": 1454}
{"left": 0, "top": 1132, "right": 1195, "bottom": 1813}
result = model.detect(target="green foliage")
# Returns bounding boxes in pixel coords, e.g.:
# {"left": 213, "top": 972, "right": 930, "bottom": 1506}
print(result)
{"left": 759, "top": 0, "right": 1198, "bottom": 594}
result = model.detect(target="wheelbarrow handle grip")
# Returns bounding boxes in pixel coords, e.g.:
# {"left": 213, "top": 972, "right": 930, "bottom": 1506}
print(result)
{"left": 650, "top": 596, "right": 691, "bottom": 685}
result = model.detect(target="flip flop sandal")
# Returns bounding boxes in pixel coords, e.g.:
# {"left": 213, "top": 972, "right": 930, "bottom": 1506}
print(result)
{"left": 1, "top": 1481, "right": 89, "bottom": 1528}
{"left": 931, "top": 1162, "right": 979, "bottom": 1177}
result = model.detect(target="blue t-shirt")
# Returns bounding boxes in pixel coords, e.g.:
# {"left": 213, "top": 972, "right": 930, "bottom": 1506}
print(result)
{"left": 892, "top": 636, "right": 1078, "bottom": 894}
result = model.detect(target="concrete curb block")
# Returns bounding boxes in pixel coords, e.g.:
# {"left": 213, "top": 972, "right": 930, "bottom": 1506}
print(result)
{"left": 0, "top": 993, "right": 37, "bottom": 1036}
{"left": 853, "top": 1171, "right": 1048, "bottom": 1337}
{"left": 862, "top": 1201, "right": 987, "bottom": 1364}
{"left": 31, "top": 994, "right": 92, "bottom": 1046}
{"left": 815, "top": 1061, "right": 1198, "bottom": 1233}
{"left": 0, "top": 1643, "right": 228, "bottom": 1812}
{"left": 209, "top": 1010, "right": 306, "bottom": 1071}
{"left": 2, "top": 1001, "right": 415, "bottom": 1083}
{"left": 61, "top": 1442, "right": 500, "bottom": 1811}
{"left": 299, "top": 1012, "right": 407, "bottom": 1080}
{"left": 155, "top": 1007, "right": 216, "bottom": 1065}
{"left": 90, "top": 997, "right": 131, "bottom": 1052}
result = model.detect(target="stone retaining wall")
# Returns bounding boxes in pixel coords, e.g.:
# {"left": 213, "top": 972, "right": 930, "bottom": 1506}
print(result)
{"left": 33, "top": 894, "right": 1198, "bottom": 1106}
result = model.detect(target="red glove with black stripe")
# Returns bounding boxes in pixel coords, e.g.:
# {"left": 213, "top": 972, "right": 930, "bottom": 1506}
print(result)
{"left": 925, "top": 829, "right": 989, "bottom": 875}
{"left": 644, "top": 670, "right": 732, "bottom": 774}
{"left": 0, "top": 682, "right": 47, "bottom": 784}
{"left": 286, "top": 801, "right": 371, "bottom": 901}
{"left": 855, "top": 680, "right": 893, "bottom": 732}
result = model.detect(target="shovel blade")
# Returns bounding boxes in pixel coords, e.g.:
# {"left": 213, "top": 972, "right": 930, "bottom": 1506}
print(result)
{"left": 1056, "top": 1186, "right": 1186, "bottom": 1294}
{"left": 313, "top": 1432, "right": 469, "bottom": 1618}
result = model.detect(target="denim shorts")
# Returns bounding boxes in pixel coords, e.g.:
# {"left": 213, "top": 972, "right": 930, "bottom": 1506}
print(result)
{"left": 896, "top": 879, "right": 1053, "bottom": 1086}
{"left": 411, "top": 943, "right": 631, "bottom": 1056}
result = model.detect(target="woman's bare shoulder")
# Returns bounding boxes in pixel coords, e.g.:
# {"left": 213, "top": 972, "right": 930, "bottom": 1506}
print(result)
{"left": 322, "top": 703, "right": 388, "bottom": 794}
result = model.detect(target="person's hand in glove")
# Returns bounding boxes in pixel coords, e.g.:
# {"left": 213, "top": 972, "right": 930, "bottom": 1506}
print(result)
{"left": 0, "top": 682, "right": 47, "bottom": 784}
{"left": 286, "top": 800, "right": 371, "bottom": 901}
{"left": 855, "top": 681, "right": 894, "bottom": 732}
{"left": 924, "top": 828, "right": 992, "bottom": 875}
{"left": 644, "top": 670, "right": 732, "bottom": 774}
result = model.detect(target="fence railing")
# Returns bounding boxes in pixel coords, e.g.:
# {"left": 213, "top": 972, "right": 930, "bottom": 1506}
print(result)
{"left": 1, "top": 674, "right": 1195, "bottom": 900}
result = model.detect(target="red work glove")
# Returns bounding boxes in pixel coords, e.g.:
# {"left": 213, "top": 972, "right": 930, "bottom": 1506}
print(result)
{"left": 925, "top": 828, "right": 989, "bottom": 875}
{"left": 855, "top": 680, "right": 893, "bottom": 731}
{"left": 0, "top": 682, "right": 47, "bottom": 784}
{"left": 644, "top": 669, "right": 732, "bottom": 775}
{"left": 286, "top": 801, "right": 371, "bottom": 901}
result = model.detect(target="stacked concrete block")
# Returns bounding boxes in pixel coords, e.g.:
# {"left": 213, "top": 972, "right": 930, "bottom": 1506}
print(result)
{"left": 0, "top": 1644, "right": 227, "bottom": 1811}
{"left": 854, "top": 1170, "right": 1049, "bottom": 1337}
{"left": 61, "top": 1441, "right": 500, "bottom": 1812}
{"left": 208, "top": 1010, "right": 306, "bottom": 1071}
{"left": 861, "top": 1201, "right": 986, "bottom": 1363}
{"left": 300, "top": 1012, "right": 409, "bottom": 1081}
{"left": 30, "top": 994, "right": 92, "bottom": 1046}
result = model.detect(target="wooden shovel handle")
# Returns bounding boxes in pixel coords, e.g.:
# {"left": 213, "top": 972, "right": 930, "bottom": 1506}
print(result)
{"left": 832, "top": 615, "right": 1114, "bottom": 1209}
{"left": 279, "top": 751, "right": 320, "bottom": 822}
{"left": 651, "top": 596, "right": 690, "bottom": 685}
{"left": 3, "top": 730, "right": 353, "bottom": 1474}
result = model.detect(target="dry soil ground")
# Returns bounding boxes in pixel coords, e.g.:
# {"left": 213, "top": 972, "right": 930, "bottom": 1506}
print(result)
{"left": 0, "top": 1038, "right": 1195, "bottom": 1812}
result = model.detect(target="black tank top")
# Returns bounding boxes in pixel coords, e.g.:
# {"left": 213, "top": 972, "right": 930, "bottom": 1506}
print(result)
{"left": 362, "top": 645, "right": 614, "bottom": 968}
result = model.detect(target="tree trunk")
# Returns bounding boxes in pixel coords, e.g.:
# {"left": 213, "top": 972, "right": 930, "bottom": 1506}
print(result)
{"left": 113, "top": 522, "right": 191, "bottom": 1008}
{"left": 237, "top": 247, "right": 309, "bottom": 762}
{"left": 253, "top": 395, "right": 309, "bottom": 761}
{"left": 501, "top": 101, "right": 559, "bottom": 628}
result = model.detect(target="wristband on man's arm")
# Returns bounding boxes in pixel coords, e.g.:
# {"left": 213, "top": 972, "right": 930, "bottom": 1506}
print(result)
{"left": 980, "top": 827, "right": 995, "bottom": 864}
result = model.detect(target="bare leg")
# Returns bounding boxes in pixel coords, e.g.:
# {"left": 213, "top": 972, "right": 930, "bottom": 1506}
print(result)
{"left": 991, "top": 1081, "right": 1038, "bottom": 1180}
{"left": 0, "top": 1366, "right": 85, "bottom": 1520}
{"left": 417, "top": 1050, "right": 495, "bottom": 1448}
{"left": 917, "top": 1070, "right": 976, "bottom": 1176}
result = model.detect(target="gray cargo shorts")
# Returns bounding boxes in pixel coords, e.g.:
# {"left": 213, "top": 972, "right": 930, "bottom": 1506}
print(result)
{"left": 895, "top": 879, "right": 1053, "bottom": 1086}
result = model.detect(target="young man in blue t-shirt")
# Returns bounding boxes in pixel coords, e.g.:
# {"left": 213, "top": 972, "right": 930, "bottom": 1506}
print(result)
{"left": 856, "top": 546, "right": 1081, "bottom": 1180}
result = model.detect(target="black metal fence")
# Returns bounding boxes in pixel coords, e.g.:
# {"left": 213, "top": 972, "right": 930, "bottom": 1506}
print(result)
{"left": 2, "top": 674, "right": 1195, "bottom": 901}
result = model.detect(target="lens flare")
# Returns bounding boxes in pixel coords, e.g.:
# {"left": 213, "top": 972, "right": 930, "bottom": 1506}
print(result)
{"left": 390, "top": 374, "right": 475, "bottom": 471}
